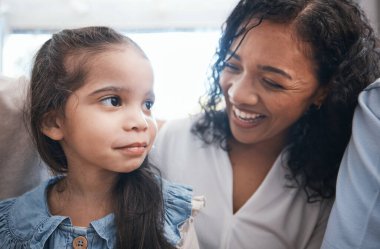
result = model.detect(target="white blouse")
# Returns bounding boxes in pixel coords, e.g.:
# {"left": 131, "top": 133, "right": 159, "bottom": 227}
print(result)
{"left": 151, "top": 117, "right": 332, "bottom": 249}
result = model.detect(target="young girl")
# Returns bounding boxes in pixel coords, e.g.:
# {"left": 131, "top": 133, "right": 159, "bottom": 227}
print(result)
{"left": 0, "top": 26, "right": 203, "bottom": 249}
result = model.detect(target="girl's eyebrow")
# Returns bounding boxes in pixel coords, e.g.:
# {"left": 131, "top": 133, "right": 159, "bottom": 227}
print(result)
{"left": 89, "top": 86, "right": 127, "bottom": 96}
{"left": 89, "top": 86, "right": 155, "bottom": 98}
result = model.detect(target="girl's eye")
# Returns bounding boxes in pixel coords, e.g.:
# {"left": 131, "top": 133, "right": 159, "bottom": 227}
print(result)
{"left": 144, "top": 100, "right": 154, "bottom": 110}
{"left": 101, "top": 96, "right": 121, "bottom": 107}
{"left": 263, "top": 78, "right": 284, "bottom": 90}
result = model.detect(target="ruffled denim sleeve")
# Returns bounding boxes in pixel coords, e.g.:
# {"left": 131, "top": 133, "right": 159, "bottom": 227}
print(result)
{"left": 162, "top": 179, "right": 194, "bottom": 246}
{"left": 162, "top": 179, "right": 206, "bottom": 248}
{"left": 0, "top": 198, "right": 29, "bottom": 249}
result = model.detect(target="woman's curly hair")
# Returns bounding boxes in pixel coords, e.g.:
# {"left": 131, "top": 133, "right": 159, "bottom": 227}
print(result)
{"left": 192, "top": 0, "right": 380, "bottom": 202}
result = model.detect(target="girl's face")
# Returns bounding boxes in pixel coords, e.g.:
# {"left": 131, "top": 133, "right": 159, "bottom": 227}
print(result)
{"left": 45, "top": 45, "right": 156, "bottom": 174}
{"left": 220, "top": 20, "right": 325, "bottom": 148}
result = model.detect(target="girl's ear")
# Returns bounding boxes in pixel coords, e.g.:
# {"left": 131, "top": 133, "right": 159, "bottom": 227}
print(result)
{"left": 41, "top": 111, "right": 64, "bottom": 141}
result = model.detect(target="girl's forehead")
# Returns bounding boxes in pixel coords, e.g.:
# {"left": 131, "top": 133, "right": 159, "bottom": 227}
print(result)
{"left": 64, "top": 43, "right": 141, "bottom": 74}
{"left": 75, "top": 47, "right": 153, "bottom": 92}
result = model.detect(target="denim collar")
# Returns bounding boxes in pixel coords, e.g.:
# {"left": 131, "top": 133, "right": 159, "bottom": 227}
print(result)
{"left": 4, "top": 176, "right": 193, "bottom": 247}
{"left": 7, "top": 177, "right": 116, "bottom": 248}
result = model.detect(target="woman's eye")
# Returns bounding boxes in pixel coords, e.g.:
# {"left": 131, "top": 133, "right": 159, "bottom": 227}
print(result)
{"left": 223, "top": 61, "right": 239, "bottom": 72}
{"left": 144, "top": 100, "right": 154, "bottom": 110}
{"left": 101, "top": 96, "right": 121, "bottom": 107}
{"left": 263, "top": 78, "right": 284, "bottom": 90}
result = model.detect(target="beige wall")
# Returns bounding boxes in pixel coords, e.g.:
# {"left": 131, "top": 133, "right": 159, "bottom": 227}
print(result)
{"left": 359, "top": 0, "right": 380, "bottom": 35}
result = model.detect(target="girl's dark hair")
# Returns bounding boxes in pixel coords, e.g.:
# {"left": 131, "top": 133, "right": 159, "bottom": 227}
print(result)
{"left": 193, "top": 0, "right": 380, "bottom": 202}
{"left": 26, "top": 26, "right": 174, "bottom": 249}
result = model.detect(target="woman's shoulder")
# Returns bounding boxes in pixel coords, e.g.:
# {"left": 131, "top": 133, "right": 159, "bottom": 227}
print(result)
{"left": 159, "top": 116, "right": 198, "bottom": 137}
{"left": 161, "top": 178, "right": 205, "bottom": 247}
{"left": 154, "top": 116, "right": 204, "bottom": 153}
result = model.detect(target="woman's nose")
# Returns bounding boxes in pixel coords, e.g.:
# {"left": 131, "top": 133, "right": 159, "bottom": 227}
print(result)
{"left": 227, "top": 75, "right": 259, "bottom": 106}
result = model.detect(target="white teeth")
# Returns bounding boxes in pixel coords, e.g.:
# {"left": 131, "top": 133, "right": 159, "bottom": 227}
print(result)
{"left": 232, "top": 106, "right": 263, "bottom": 120}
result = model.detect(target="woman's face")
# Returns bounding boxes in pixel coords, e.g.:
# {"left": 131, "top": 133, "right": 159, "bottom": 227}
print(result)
{"left": 220, "top": 20, "right": 325, "bottom": 148}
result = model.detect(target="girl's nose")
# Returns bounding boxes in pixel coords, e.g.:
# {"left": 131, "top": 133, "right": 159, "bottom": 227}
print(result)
{"left": 123, "top": 109, "right": 148, "bottom": 131}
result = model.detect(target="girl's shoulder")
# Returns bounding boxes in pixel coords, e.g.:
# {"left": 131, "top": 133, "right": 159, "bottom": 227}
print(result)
{"left": 0, "top": 198, "right": 24, "bottom": 247}
{"left": 0, "top": 191, "right": 44, "bottom": 248}
{"left": 0, "top": 177, "right": 64, "bottom": 248}
{"left": 161, "top": 178, "right": 205, "bottom": 248}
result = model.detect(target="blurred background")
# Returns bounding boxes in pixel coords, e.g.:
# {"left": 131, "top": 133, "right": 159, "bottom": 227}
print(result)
{"left": 0, "top": 0, "right": 378, "bottom": 120}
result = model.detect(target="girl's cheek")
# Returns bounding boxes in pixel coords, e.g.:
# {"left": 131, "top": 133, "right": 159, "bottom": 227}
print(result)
{"left": 147, "top": 117, "right": 158, "bottom": 139}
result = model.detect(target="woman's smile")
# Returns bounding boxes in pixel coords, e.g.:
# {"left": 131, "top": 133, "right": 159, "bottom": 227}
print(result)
{"left": 231, "top": 105, "right": 266, "bottom": 128}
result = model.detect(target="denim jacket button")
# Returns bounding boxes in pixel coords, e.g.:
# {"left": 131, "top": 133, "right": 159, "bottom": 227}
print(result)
{"left": 73, "top": 236, "right": 88, "bottom": 249}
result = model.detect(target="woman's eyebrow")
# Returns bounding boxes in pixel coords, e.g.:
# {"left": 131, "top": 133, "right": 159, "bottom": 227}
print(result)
{"left": 226, "top": 50, "right": 292, "bottom": 80}
{"left": 226, "top": 51, "right": 241, "bottom": 61}
{"left": 258, "top": 65, "right": 292, "bottom": 80}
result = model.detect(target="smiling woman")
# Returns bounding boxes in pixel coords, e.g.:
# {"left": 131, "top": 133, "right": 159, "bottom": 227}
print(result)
{"left": 221, "top": 20, "right": 326, "bottom": 150}
{"left": 150, "top": 0, "right": 380, "bottom": 248}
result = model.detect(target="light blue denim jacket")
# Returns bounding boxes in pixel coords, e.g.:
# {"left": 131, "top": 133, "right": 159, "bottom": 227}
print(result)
{"left": 321, "top": 80, "right": 380, "bottom": 249}
{"left": 0, "top": 177, "right": 193, "bottom": 248}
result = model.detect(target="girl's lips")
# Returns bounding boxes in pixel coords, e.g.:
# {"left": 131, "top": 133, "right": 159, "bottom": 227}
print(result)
{"left": 120, "top": 146, "right": 147, "bottom": 155}
{"left": 124, "top": 142, "right": 147, "bottom": 148}
{"left": 115, "top": 142, "right": 148, "bottom": 156}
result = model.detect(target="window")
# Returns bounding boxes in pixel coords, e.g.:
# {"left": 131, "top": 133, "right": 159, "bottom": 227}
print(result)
{"left": 2, "top": 30, "right": 220, "bottom": 120}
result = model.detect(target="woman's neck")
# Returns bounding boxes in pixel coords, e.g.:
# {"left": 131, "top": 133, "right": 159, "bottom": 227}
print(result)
{"left": 228, "top": 132, "right": 286, "bottom": 161}
{"left": 228, "top": 135, "right": 287, "bottom": 213}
